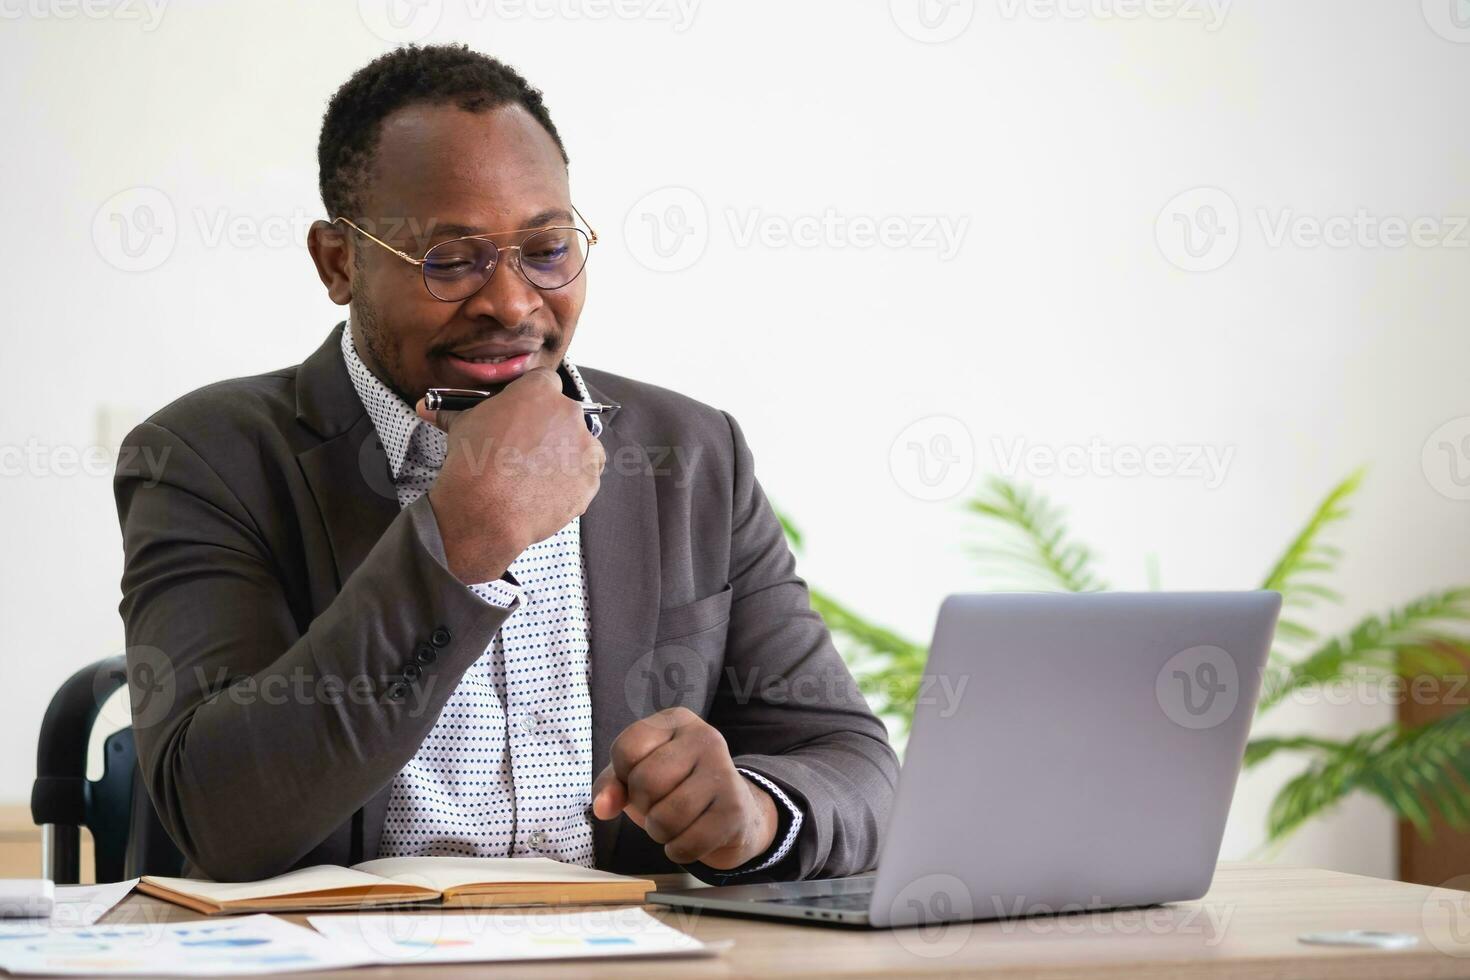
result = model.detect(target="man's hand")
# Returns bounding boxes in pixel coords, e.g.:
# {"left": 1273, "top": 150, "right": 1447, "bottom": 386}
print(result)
{"left": 415, "top": 367, "right": 605, "bottom": 584}
{"left": 591, "top": 707, "right": 778, "bottom": 870}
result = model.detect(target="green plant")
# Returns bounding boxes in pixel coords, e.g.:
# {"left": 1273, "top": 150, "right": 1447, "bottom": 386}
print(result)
{"left": 784, "top": 472, "right": 1470, "bottom": 846}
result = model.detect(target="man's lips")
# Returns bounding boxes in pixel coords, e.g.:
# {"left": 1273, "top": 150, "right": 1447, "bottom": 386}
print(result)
{"left": 441, "top": 348, "right": 538, "bottom": 385}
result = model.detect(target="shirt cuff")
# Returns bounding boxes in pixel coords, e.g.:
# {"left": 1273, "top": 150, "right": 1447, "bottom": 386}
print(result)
{"left": 729, "top": 768, "right": 803, "bottom": 875}
{"left": 466, "top": 575, "right": 523, "bottom": 610}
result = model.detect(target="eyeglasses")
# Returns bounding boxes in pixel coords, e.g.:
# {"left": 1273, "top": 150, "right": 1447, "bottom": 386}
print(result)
{"left": 332, "top": 205, "right": 597, "bottom": 301}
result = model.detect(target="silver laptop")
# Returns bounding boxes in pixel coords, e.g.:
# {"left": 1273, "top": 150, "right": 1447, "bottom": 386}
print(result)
{"left": 648, "top": 590, "right": 1280, "bottom": 927}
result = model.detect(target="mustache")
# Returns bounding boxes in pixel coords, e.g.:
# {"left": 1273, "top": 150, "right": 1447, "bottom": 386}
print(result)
{"left": 435, "top": 321, "right": 565, "bottom": 355}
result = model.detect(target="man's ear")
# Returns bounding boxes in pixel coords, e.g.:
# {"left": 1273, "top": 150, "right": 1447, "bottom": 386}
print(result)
{"left": 307, "top": 219, "right": 353, "bottom": 306}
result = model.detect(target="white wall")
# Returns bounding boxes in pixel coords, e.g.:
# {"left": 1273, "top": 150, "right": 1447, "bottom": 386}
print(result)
{"left": 3, "top": 0, "right": 1468, "bottom": 881}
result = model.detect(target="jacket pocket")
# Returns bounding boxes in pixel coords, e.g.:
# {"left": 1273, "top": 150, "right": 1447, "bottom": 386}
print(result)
{"left": 654, "top": 584, "right": 733, "bottom": 643}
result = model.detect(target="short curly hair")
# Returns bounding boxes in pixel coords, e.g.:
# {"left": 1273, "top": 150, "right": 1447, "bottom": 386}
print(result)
{"left": 317, "top": 44, "right": 569, "bottom": 220}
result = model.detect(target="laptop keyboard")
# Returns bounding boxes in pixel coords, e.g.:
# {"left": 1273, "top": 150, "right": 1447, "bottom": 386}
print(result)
{"left": 766, "top": 890, "right": 875, "bottom": 911}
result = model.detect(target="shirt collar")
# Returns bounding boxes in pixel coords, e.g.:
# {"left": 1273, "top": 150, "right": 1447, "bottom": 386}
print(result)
{"left": 340, "top": 320, "right": 598, "bottom": 481}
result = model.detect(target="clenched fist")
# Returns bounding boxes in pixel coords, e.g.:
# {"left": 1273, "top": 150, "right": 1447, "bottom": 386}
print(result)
{"left": 591, "top": 707, "right": 778, "bottom": 870}
{"left": 416, "top": 367, "right": 605, "bottom": 584}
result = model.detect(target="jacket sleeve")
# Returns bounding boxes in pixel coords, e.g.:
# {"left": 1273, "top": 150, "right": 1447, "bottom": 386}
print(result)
{"left": 114, "top": 420, "right": 514, "bottom": 881}
{"left": 708, "top": 411, "right": 900, "bottom": 880}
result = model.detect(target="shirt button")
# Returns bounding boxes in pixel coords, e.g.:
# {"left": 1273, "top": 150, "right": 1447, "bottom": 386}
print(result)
{"left": 515, "top": 713, "right": 536, "bottom": 736}
{"left": 529, "top": 831, "right": 547, "bottom": 847}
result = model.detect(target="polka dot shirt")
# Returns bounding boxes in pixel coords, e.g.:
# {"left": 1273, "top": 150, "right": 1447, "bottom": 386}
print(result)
{"left": 341, "top": 323, "right": 802, "bottom": 873}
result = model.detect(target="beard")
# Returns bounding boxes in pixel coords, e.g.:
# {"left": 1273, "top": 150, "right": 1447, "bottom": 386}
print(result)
{"left": 351, "top": 287, "right": 569, "bottom": 403}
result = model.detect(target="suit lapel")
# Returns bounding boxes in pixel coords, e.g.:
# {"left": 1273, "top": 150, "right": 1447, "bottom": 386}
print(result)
{"left": 295, "top": 412, "right": 401, "bottom": 589}
{"left": 293, "top": 323, "right": 400, "bottom": 860}
{"left": 293, "top": 323, "right": 402, "bottom": 592}
{"left": 579, "top": 379, "right": 661, "bottom": 865}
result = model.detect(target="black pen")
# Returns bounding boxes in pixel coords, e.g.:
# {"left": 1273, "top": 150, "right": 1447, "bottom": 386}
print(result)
{"left": 424, "top": 387, "right": 620, "bottom": 416}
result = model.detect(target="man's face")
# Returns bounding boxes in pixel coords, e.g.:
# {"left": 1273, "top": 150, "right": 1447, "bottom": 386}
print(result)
{"left": 344, "top": 102, "right": 586, "bottom": 404}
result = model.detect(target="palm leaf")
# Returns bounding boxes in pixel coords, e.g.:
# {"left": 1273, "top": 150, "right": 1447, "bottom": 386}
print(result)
{"left": 777, "top": 511, "right": 804, "bottom": 552}
{"left": 1265, "top": 712, "right": 1470, "bottom": 842}
{"left": 1258, "top": 470, "right": 1362, "bottom": 648}
{"left": 965, "top": 477, "right": 1106, "bottom": 593}
{"left": 1244, "top": 734, "right": 1349, "bottom": 768}
{"left": 809, "top": 587, "right": 926, "bottom": 726}
{"left": 776, "top": 510, "right": 927, "bottom": 727}
{"left": 1259, "top": 589, "right": 1470, "bottom": 712}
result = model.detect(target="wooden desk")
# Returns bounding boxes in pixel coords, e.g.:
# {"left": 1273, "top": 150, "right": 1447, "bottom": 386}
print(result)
{"left": 95, "top": 863, "right": 1470, "bottom": 978}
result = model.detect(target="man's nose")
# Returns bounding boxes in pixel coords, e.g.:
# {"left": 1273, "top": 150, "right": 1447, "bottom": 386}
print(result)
{"left": 459, "top": 250, "right": 543, "bottom": 324}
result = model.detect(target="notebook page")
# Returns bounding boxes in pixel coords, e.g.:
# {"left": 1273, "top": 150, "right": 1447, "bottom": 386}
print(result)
{"left": 351, "top": 856, "right": 635, "bottom": 892}
{"left": 141, "top": 864, "right": 411, "bottom": 904}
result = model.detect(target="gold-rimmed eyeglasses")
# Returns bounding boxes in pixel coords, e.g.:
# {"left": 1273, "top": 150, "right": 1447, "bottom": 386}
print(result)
{"left": 332, "top": 205, "right": 597, "bottom": 301}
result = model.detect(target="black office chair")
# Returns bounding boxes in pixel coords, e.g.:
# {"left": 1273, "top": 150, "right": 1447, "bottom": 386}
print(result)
{"left": 30, "top": 656, "right": 185, "bottom": 884}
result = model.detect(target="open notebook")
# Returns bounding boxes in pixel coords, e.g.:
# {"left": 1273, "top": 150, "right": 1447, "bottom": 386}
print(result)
{"left": 137, "top": 856, "right": 653, "bottom": 915}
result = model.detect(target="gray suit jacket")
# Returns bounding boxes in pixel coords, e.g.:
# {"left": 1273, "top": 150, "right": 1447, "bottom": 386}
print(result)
{"left": 114, "top": 322, "right": 897, "bottom": 883}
